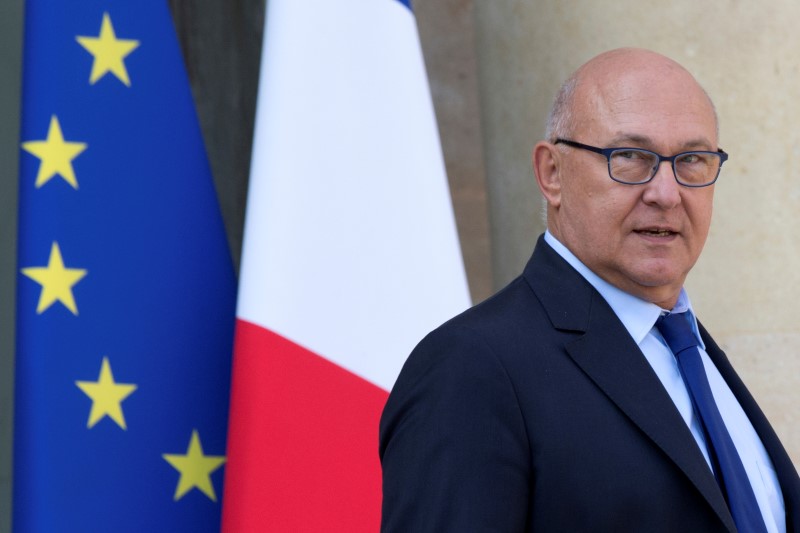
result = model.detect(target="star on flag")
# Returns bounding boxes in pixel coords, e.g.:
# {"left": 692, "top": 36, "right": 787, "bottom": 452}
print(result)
{"left": 21, "top": 115, "right": 87, "bottom": 189}
{"left": 20, "top": 242, "right": 88, "bottom": 315}
{"left": 76, "top": 357, "right": 138, "bottom": 430}
{"left": 163, "top": 430, "right": 226, "bottom": 502}
{"left": 76, "top": 12, "right": 140, "bottom": 86}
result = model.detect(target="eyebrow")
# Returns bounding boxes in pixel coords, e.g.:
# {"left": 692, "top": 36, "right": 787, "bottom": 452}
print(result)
{"left": 606, "top": 134, "right": 714, "bottom": 151}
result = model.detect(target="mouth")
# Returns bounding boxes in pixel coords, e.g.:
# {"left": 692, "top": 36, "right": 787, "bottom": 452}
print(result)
{"left": 634, "top": 228, "right": 677, "bottom": 237}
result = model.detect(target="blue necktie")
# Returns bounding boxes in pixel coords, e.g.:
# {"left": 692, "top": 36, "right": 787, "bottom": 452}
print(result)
{"left": 657, "top": 312, "right": 768, "bottom": 533}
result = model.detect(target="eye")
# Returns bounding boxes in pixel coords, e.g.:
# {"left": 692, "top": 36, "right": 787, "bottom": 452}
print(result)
{"left": 613, "top": 150, "right": 646, "bottom": 160}
{"left": 680, "top": 153, "right": 700, "bottom": 164}
{"left": 610, "top": 149, "right": 655, "bottom": 165}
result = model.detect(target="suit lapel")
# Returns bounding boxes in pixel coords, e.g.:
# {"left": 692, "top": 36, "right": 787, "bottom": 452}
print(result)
{"left": 524, "top": 236, "right": 737, "bottom": 532}
{"left": 701, "top": 326, "right": 800, "bottom": 532}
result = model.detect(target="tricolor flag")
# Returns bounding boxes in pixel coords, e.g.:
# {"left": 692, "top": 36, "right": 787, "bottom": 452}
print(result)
{"left": 222, "top": 0, "right": 471, "bottom": 531}
{"left": 15, "top": 1, "right": 235, "bottom": 531}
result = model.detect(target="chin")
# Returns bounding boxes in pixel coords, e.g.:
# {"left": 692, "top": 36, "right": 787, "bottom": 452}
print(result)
{"left": 633, "top": 255, "right": 686, "bottom": 278}
{"left": 626, "top": 264, "right": 684, "bottom": 291}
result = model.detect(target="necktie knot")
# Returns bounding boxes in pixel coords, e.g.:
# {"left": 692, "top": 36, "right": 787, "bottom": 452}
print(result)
{"left": 656, "top": 312, "right": 700, "bottom": 356}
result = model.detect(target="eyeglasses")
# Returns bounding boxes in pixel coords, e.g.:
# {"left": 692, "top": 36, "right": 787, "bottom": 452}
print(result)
{"left": 554, "top": 139, "right": 728, "bottom": 187}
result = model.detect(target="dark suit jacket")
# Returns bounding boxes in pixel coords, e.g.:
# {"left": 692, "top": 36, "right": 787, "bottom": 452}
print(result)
{"left": 380, "top": 235, "right": 800, "bottom": 532}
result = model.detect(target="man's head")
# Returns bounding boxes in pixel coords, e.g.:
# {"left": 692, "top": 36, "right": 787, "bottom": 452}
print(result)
{"left": 533, "top": 48, "right": 721, "bottom": 309}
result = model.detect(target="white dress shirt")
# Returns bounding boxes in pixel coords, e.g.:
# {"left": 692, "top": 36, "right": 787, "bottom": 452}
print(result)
{"left": 544, "top": 231, "right": 785, "bottom": 532}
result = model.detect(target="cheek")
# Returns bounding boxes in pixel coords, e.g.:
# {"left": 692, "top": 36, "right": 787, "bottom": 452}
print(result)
{"left": 564, "top": 195, "right": 628, "bottom": 257}
{"left": 688, "top": 194, "right": 714, "bottom": 240}
{"left": 560, "top": 192, "right": 598, "bottom": 234}
{"left": 559, "top": 165, "right": 637, "bottom": 239}
{"left": 562, "top": 171, "right": 607, "bottom": 218}
{"left": 591, "top": 193, "right": 636, "bottom": 235}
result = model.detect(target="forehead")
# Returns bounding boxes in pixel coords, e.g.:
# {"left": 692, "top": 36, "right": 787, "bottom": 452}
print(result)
{"left": 573, "top": 59, "right": 718, "bottom": 148}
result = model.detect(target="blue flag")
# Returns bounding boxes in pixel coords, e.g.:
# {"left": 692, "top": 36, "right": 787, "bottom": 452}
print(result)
{"left": 14, "top": 1, "right": 236, "bottom": 531}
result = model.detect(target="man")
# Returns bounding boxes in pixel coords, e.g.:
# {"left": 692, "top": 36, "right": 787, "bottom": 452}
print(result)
{"left": 379, "top": 48, "right": 800, "bottom": 532}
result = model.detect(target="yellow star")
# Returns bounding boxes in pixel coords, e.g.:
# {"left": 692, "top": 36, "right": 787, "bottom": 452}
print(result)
{"left": 76, "top": 12, "right": 140, "bottom": 86}
{"left": 163, "top": 430, "right": 226, "bottom": 501}
{"left": 21, "top": 116, "right": 87, "bottom": 189}
{"left": 21, "top": 242, "right": 87, "bottom": 315}
{"left": 76, "top": 357, "right": 138, "bottom": 430}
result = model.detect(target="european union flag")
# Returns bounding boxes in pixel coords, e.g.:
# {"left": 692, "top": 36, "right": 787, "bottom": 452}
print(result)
{"left": 14, "top": 1, "right": 236, "bottom": 531}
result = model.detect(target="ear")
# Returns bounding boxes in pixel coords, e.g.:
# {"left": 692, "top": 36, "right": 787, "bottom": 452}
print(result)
{"left": 532, "top": 141, "right": 562, "bottom": 208}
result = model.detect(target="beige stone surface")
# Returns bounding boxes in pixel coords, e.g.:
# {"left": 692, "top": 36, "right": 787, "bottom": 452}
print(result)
{"left": 416, "top": 0, "right": 493, "bottom": 303}
{"left": 466, "top": 1, "right": 800, "bottom": 464}
{"left": 721, "top": 333, "right": 800, "bottom": 464}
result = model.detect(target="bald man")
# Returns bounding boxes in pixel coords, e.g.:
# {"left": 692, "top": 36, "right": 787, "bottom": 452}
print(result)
{"left": 379, "top": 49, "right": 800, "bottom": 532}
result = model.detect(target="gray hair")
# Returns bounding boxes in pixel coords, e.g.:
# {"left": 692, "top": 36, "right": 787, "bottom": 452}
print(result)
{"left": 544, "top": 74, "right": 579, "bottom": 142}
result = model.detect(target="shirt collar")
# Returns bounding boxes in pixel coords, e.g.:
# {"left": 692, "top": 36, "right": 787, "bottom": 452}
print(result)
{"left": 543, "top": 231, "right": 699, "bottom": 345}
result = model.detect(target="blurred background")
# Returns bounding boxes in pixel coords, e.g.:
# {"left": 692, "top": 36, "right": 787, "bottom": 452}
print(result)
{"left": 3, "top": 1, "right": 800, "bottom": 531}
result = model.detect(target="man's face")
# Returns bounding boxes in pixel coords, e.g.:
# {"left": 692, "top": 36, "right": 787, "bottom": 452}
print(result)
{"left": 548, "top": 57, "right": 718, "bottom": 308}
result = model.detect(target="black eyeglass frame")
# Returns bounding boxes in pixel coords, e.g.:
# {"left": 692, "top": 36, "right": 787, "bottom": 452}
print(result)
{"left": 554, "top": 138, "right": 728, "bottom": 188}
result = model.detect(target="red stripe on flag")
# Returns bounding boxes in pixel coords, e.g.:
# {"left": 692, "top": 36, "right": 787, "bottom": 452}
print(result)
{"left": 222, "top": 319, "right": 389, "bottom": 532}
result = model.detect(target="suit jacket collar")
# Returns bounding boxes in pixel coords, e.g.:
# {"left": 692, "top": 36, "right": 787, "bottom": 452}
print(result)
{"left": 522, "top": 234, "right": 738, "bottom": 531}
{"left": 701, "top": 325, "right": 800, "bottom": 532}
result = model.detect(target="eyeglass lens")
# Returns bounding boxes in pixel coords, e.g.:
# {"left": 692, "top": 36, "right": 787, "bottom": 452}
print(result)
{"left": 610, "top": 149, "right": 721, "bottom": 185}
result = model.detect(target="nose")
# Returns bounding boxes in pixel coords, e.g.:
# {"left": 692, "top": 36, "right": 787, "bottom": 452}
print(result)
{"left": 641, "top": 160, "right": 681, "bottom": 209}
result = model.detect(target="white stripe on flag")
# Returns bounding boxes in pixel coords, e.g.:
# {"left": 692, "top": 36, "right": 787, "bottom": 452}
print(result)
{"left": 237, "top": 0, "right": 470, "bottom": 391}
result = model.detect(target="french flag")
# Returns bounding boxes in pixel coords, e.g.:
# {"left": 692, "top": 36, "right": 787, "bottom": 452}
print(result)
{"left": 221, "top": 0, "right": 471, "bottom": 530}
